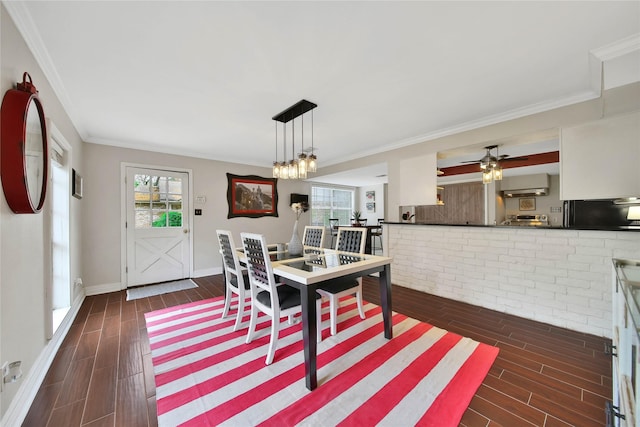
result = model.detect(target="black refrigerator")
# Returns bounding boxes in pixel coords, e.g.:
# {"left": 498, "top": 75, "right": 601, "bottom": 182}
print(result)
{"left": 563, "top": 199, "right": 632, "bottom": 228}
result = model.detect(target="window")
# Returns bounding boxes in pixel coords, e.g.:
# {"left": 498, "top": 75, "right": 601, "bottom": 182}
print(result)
{"left": 311, "top": 186, "right": 354, "bottom": 226}
{"left": 134, "top": 174, "right": 183, "bottom": 228}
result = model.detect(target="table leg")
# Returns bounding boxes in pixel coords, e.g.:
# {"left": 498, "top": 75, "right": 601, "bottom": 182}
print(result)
{"left": 379, "top": 264, "right": 393, "bottom": 339}
{"left": 300, "top": 284, "right": 318, "bottom": 390}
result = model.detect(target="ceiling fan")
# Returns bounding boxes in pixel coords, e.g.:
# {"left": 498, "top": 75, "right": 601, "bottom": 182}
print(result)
{"left": 461, "top": 145, "right": 529, "bottom": 170}
{"left": 460, "top": 145, "right": 529, "bottom": 184}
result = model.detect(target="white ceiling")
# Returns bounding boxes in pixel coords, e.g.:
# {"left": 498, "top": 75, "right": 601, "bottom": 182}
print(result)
{"left": 5, "top": 1, "right": 640, "bottom": 181}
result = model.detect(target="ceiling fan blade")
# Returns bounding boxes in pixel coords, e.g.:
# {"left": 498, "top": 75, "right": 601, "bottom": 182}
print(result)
{"left": 500, "top": 156, "right": 529, "bottom": 162}
{"left": 460, "top": 160, "right": 481, "bottom": 164}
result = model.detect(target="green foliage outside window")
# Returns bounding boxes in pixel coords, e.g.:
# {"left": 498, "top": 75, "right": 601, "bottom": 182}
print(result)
{"left": 152, "top": 211, "right": 182, "bottom": 227}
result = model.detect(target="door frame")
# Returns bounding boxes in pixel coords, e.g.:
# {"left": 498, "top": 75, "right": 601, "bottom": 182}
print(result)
{"left": 120, "top": 162, "right": 194, "bottom": 290}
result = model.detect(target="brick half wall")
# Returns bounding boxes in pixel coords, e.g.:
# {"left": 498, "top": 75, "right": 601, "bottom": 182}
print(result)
{"left": 387, "top": 224, "right": 640, "bottom": 338}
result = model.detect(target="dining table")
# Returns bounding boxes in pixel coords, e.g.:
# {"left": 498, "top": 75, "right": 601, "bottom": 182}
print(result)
{"left": 238, "top": 246, "right": 393, "bottom": 391}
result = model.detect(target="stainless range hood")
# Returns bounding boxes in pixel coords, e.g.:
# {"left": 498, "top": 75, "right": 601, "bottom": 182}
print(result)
{"left": 503, "top": 188, "right": 548, "bottom": 197}
{"left": 501, "top": 173, "right": 549, "bottom": 197}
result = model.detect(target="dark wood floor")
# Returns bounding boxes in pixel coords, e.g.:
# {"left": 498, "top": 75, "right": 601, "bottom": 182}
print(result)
{"left": 22, "top": 275, "right": 611, "bottom": 426}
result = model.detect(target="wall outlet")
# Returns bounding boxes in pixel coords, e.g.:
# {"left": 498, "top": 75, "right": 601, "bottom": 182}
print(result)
{"left": 74, "top": 278, "right": 83, "bottom": 288}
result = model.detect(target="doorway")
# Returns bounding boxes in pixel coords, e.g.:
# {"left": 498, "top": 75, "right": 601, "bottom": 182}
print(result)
{"left": 124, "top": 166, "right": 191, "bottom": 287}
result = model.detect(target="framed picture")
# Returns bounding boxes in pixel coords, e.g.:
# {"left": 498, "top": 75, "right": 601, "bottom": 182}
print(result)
{"left": 226, "top": 173, "right": 278, "bottom": 218}
{"left": 72, "top": 169, "right": 83, "bottom": 199}
{"left": 366, "top": 190, "right": 375, "bottom": 202}
{"left": 519, "top": 197, "right": 535, "bottom": 211}
{"left": 366, "top": 202, "right": 375, "bottom": 213}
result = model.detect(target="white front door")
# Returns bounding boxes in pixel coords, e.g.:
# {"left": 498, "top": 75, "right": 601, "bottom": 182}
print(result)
{"left": 125, "top": 167, "right": 190, "bottom": 287}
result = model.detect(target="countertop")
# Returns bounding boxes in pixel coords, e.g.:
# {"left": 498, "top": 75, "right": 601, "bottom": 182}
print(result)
{"left": 384, "top": 222, "right": 640, "bottom": 231}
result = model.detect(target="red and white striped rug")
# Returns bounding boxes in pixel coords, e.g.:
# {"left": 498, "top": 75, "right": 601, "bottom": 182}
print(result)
{"left": 145, "top": 295, "right": 499, "bottom": 426}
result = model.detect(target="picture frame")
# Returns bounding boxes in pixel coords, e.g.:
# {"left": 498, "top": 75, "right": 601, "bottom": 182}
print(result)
{"left": 72, "top": 169, "right": 83, "bottom": 199}
{"left": 226, "top": 173, "right": 278, "bottom": 218}
{"left": 366, "top": 202, "right": 375, "bottom": 213}
{"left": 519, "top": 197, "right": 535, "bottom": 211}
{"left": 366, "top": 190, "right": 375, "bottom": 202}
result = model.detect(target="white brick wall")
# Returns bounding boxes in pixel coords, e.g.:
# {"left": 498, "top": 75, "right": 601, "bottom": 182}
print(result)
{"left": 387, "top": 224, "right": 640, "bottom": 338}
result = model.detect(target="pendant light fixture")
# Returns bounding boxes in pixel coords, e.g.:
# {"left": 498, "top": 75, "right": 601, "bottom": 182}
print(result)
{"left": 297, "top": 112, "right": 308, "bottom": 179}
{"left": 272, "top": 99, "right": 317, "bottom": 179}
{"left": 307, "top": 109, "right": 317, "bottom": 173}
{"left": 272, "top": 122, "right": 280, "bottom": 178}
{"left": 288, "top": 118, "right": 298, "bottom": 179}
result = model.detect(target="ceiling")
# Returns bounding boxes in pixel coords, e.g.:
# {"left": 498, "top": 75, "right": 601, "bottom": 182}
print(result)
{"left": 5, "top": 2, "right": 640, "bottom": 184}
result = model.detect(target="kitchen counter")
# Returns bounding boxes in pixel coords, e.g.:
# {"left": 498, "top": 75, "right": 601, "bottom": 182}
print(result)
{"left": 383, "top": 222, "right": 640, "bottom": 338}
{"left": 384, "top": 221, "right": 639, "bottom": 231}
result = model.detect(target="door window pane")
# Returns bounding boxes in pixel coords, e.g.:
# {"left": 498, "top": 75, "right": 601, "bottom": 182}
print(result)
{"left": 134, "top": 174, "right": 183, "bottom": 228}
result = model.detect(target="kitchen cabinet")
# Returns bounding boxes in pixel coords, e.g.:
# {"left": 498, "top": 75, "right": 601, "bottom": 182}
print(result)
{"left": 611, "top": 258, "right": 640, "bottom": 426}
{"left": 560, "top": 112, "right": 640, "bottom": 200}
{"left": 415, "top": 181, "right": 483, "bottom": 224}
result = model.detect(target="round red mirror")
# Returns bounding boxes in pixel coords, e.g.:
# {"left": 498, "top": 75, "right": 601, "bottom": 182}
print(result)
{"left": 1, "top": 72, "right": 48, "bottom": 213}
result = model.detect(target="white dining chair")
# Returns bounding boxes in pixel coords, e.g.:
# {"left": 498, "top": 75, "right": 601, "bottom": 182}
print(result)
{"left": 241, "top": 232, "right": 322, "bottom": 365}
{"left": 216, "top": 230, "right": 250, "bottom": 331}
{"left": 316, "top": 227, "right": 367, "bottom": 336}
{"left": 303, "top": 225, "right": 326, "bottom": 248}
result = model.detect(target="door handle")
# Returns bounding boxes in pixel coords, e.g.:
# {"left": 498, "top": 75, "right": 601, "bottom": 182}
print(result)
{"left": 183, "top": 229, "right": 189, "bottom": 234}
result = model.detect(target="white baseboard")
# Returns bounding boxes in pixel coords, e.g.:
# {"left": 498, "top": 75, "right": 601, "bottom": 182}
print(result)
{"left": 0, "top": 291, "right": 85, "bottom": 427}
{"left": 193, "top": 267, "right": 222, "bottom": 277}
{"left": 84, "top": 281, "right": 121, "bottom": 296}
{"left": 85, "top": 270, "right": 222, "bottom": 297}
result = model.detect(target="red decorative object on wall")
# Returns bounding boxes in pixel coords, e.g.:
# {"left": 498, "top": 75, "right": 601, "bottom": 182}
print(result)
{"left": 1, "top": 72, "right": 49, "bottom": 213}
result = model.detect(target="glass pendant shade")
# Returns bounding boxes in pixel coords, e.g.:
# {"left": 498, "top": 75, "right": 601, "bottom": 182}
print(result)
{"left": 482, "top": 170, "right": 493, "bottom": 184}
{"left": 280, "top": 162, "right": 289, "bottom": 179}
{"left": 307, "top": 153, "right": 317, "bottom": 172}
{"left": 298, "top": 153, "right": 308, "bottom": 179}
{"left": 289, "top": 160, "right": 298, "bottom": 179}
{"left": 272, "top": 162, "right": 280, "bottom": 178}
{"left": 493, "top": 167, "right": 503, "bottom": 181}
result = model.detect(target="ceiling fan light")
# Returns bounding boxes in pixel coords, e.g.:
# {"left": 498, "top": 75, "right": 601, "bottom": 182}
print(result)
{"left": 482, "top": 169, "right": 493, "bottom": 184}
{"left": 493, "top": 167, "right": 503, "bottom": 181}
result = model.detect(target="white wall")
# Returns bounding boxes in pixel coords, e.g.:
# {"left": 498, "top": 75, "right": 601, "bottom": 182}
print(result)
{"left": 315, "top": 82, "right": 639, "bottom": 224}
{"left": 357, "top": 183, "right": 385, "bottom": 225}
{"left": 1, "top": 5, "right": 84, "bottom": 417}
{"left": 82, "top": 143, "right": 311, "bottom": 294}
{"left": 388, "top": 224, "right": 640, "bottom": 338}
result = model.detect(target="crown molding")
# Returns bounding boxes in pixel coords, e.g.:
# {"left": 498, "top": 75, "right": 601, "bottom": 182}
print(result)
{"left": 2, "top": 1, "right": 88, "bottom": 139}
{"left": 591, "top": 33, "right": 640, "bottom": 61}
{"left": 323, "top": 90, "right": 597, "bottom": 168}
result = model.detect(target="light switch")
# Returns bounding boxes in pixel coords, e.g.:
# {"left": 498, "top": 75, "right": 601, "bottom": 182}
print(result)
{"left": 195, "top": 209, "right": 202, "bottom": 215}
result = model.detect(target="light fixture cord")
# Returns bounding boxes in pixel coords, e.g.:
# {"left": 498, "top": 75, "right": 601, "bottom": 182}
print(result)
{"left": 283, "top": 122, "right": 286, "bottom": 161}
{"left": 301, "top": 111, "right": 304, "bottom": 153}
{"left": 311, "top": 109, "right": 314, "bottom": 153}
{"left": 274, "top": 121, "right": 278, "bottom": 162}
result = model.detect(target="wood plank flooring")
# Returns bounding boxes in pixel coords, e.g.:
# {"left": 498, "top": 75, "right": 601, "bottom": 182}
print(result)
{"left": 22, "top": 275, "right": 612, "bottom": 426}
